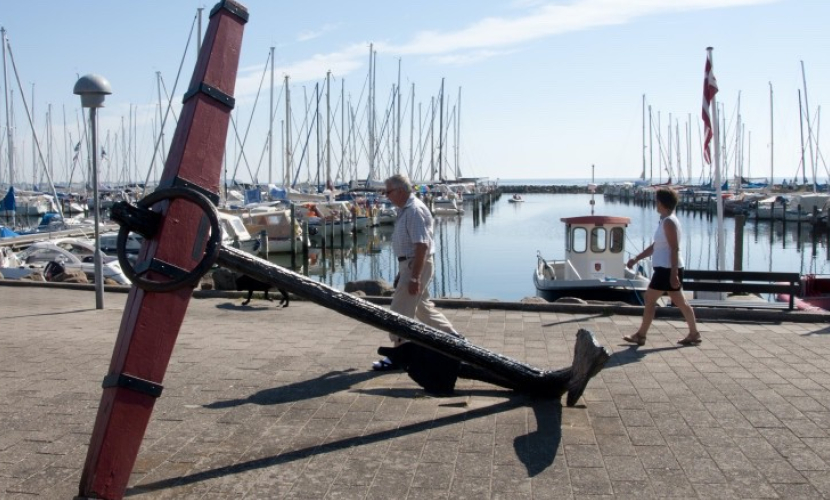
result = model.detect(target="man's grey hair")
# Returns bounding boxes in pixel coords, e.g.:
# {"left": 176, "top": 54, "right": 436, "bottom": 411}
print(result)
{"left": 385, "top": 173, "right": 413, "bottom": 194}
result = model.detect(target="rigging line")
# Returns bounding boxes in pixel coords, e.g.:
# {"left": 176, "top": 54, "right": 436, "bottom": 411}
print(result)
{"left": 228, "top": 113, "right": 255, "bottom": 182}
{"left": 251, "top": 126, "right": 271, "bottom": 182}
{"left": 365, "top": 86, "right": 397, "bottom": 182}
{"left": 230, "top": 49, "right": 271, "bottom": 182}
{"left": 143, "top": 13, "right": 197, "bottom": 189}
{"left": 4, "top": 35, "right": 63, "bottom": 218}
{"left": 414, "top": 99, "right": 436, "bottom": 177}
{"left": 158, "top": 75, "right": 179, "bottom": 126}
{"left": 288, "top": 84, "right": 316, "bottom": 167}
{"left": 291, "top": 88, "right": 324, "bottom": 188}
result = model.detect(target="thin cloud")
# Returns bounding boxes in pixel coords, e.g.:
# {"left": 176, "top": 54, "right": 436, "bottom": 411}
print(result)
{"left": 389, "top": 0, "right": 778, "bottom": 55}
{"left": 430, "top": 49, "right": 518, "bottom": 66}
{"left": 297, "top": 23, "right": 340, "bottom": 42}
{"left": 238, "top": 0, "right": 778, "bottom": 89}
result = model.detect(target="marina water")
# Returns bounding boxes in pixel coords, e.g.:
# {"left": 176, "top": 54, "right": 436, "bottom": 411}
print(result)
{"left": 272, "top": 191, "right": 829, "bottom": 302}
{"left": 8, "top": 189, "right": 825, "bottom": 302}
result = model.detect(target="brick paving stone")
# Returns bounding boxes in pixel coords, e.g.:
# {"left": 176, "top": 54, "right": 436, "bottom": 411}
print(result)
{"left": 3, "top": 285, "right": 830, "bottom": 498}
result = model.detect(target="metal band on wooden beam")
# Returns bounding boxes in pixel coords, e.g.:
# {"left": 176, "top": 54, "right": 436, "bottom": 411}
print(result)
{"left": 182, "top": 82, "right": 235, "bottom": 109}
{"left": 133, "top": 258, "right": 190, "bottom": 281}
{"left": 102, "top": 373, "right": 164, "bottom": 398}
{"left": 209, "top": 0, "right": 249, "bottom": 23}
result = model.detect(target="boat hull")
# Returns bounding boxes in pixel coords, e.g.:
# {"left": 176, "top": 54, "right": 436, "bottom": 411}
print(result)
{"left": 534, "top": 282, "right": 646, "bottom": 305}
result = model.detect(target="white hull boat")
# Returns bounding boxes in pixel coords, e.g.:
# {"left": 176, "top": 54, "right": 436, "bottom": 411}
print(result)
{"left": 534, "top": 215, "right": 649, "bottom": 304}
{"left": 1, "top": 238, "right": 131, "bottom": 284}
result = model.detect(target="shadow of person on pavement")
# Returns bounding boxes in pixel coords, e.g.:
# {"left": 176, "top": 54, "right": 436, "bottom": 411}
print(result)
{"left": 604, "top": 344, "right": 685, "bottom": 370}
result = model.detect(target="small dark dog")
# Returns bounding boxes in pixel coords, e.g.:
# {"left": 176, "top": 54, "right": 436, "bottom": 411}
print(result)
{"left": 235, "top": 274, "right": 289, "bottom": 307}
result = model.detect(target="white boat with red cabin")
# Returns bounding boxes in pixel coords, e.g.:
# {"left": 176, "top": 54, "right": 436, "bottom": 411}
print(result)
{"left": 534, "top": 215, "right": 650, "bottom": 304}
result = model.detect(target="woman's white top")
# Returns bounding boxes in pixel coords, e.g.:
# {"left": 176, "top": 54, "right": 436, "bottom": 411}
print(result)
{"left": 652, "top": 213, "right": 683, "bottom": 268}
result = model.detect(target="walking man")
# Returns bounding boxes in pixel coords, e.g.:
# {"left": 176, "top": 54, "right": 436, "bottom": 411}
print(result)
{"left": 372, "top": 174, "right": 463, "bottom": 370}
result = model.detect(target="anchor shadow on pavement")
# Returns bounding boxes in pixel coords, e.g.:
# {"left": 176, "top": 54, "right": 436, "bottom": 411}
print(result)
{"left": 803, "top": 325, "right": 830, "bottom": 336}
{"left": 202, "top": 369, "right": 381, "bottom": 409}
{"left": 131, "top": 392, "right": 563, "bottom": 495}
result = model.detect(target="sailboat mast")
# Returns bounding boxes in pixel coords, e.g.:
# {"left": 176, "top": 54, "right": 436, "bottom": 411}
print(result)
{"left": 769, "top": 82, "right": 774, "bottom": 185}
{"left": 396, "top": 59, "right": 401, "bottom": 174}
{"left": 409, "top": 83, "right": 415, "bottom": 179}
{"left": 368, "top": 44, "right": 375, "bottom": 182}
{"left": 315, "top": 83, "right": 320, "bottom": 189}
{"left": 798, "top": 89, "right": 807, "bottom": 185}
{"left": 326, "top": 70, "right": 333, "bottom": 189}
{"left": 341, "top": 78, "right": 345, "bottom": 184}
{"left": 801, "top": 61, "right": 816, "bottom": 191}
{"left": 156, "top": 71, "right": 167, "bottom": 167}
{"left": 456, "top": 86, "right": 461, "bottom": 179}
{"left": 32, "top": 83, "right": 36, "bottom": 189}
{"left": 686, "top": 116, "right": 692, "bottom": 183}
{"left": 438, "top": 78, "right": 445, "bottom": 181}
{"left": 268, "top": 46, "right": 274, "bottom": 185}
{"left": 675, "top": 119, "right": 681, "bottom": 184}
{"left": 668, "top": 112, "right": 673, "bottom": 181}
{"left": 657, "top": 111, "right": 663, "bottom": 184}
{"left": 430, "top": 96, "right": 435, "bottom": 180}
{"left": 284, "top": 75, "right": 291, "bottom": 187}
{"left": 737, "top": 94, "right": 742, "bottom": 190}
{"left": 649, "top": 105, "right": 653, "bottom": 181}
{"left": 2, "top": 27, "right": 14, "bottom": 186}
{"left": 641, "top": 94, "right": 646, "bottom": 180}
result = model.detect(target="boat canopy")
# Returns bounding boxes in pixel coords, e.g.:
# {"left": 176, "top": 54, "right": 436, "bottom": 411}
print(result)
{"left": 561, "top": 215, "right": 630, "bottom": 226}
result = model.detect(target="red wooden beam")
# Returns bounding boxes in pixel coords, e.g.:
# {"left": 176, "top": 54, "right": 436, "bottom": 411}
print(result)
{"left": 78, "top": 3, "right": 247, "bottom": 499}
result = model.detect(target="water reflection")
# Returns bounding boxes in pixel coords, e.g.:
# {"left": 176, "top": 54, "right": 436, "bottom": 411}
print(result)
{"left": 10, "top": 194, "right": 827, "bottom": 301}
{"left": 264, "top": 194, "right": 830, "bottom": 301}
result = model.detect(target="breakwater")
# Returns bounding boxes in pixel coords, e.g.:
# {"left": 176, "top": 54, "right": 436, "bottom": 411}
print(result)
{"left": 497, "top": 184, "right": 604, "bottom": 194}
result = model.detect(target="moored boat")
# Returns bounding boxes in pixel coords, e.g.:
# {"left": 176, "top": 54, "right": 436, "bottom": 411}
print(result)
{"left": 1, "top": 238, "right": 131, "bottom": 284}
{"left": 777, "top": 274, "right": 830, "bottom": 311}
{"left": 533, "top": 215, "right": 649, "bottom": 304}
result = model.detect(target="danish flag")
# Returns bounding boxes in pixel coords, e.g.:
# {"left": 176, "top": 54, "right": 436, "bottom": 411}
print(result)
{"left": 702, "top": 49, "right": 718, "bottom": 164}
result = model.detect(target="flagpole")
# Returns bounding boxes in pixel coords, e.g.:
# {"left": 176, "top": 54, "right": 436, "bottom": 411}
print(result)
{"left": 709, "top": 47, "right": 726, "bottom": 271}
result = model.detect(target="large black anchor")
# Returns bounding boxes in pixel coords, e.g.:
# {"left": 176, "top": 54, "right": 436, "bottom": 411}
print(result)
{"left": 111, "top": 186, "right": 610, "bottom": 404}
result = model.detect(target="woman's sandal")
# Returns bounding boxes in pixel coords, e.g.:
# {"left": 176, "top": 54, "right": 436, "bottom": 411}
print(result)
{"left": 622, "top": 333, "right": 646, "bottom": 346}
{"left": 677, "top": 335, "right": 702, "bottom": 346}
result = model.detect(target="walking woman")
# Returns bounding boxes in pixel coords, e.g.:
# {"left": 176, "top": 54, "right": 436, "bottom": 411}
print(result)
{"left": 624, "top": 188, "right": 701, "bottom": 346}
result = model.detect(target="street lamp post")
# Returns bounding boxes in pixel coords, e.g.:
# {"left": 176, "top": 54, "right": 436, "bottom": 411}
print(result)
{"left": 73, "top": 74, "right": 112, "bottom": 309}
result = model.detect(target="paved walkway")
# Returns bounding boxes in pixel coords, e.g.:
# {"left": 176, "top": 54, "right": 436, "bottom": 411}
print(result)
{"left": 1, "top": 286, "right": 829, "bottom": 499}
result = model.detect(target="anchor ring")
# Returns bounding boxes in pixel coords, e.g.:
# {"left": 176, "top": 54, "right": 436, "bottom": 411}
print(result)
{"left": 116, "top": 186, "right": 222, "bottom": 293}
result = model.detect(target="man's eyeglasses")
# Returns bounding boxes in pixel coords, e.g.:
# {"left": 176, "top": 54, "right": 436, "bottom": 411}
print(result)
{"left": 383, "top": 187, "right": 400, "bottom": 195}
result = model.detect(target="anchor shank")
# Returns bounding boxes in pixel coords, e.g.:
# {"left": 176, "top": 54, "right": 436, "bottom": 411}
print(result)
{"left": 219, "top": 245, "right": 569, "bottom": 390}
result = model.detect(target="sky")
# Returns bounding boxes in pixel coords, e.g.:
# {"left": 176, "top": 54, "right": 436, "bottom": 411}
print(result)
{"left": 1, "top": 0, "right": 829, "bottom": 187}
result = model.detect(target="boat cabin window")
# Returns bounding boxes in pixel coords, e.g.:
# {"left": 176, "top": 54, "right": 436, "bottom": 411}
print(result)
{"left": 571, "top": 227, "right": 587, "bottom": 253}
{"left": 610, "top": 227, "right": 624, "bottom": 253}
{"left": 590, "top": 227, "right": 607, "bottom": 253}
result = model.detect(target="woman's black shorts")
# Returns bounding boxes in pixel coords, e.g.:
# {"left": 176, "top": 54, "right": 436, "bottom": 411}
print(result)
{"left": 649, "top": 267, "right": 684, "bottom": 292}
